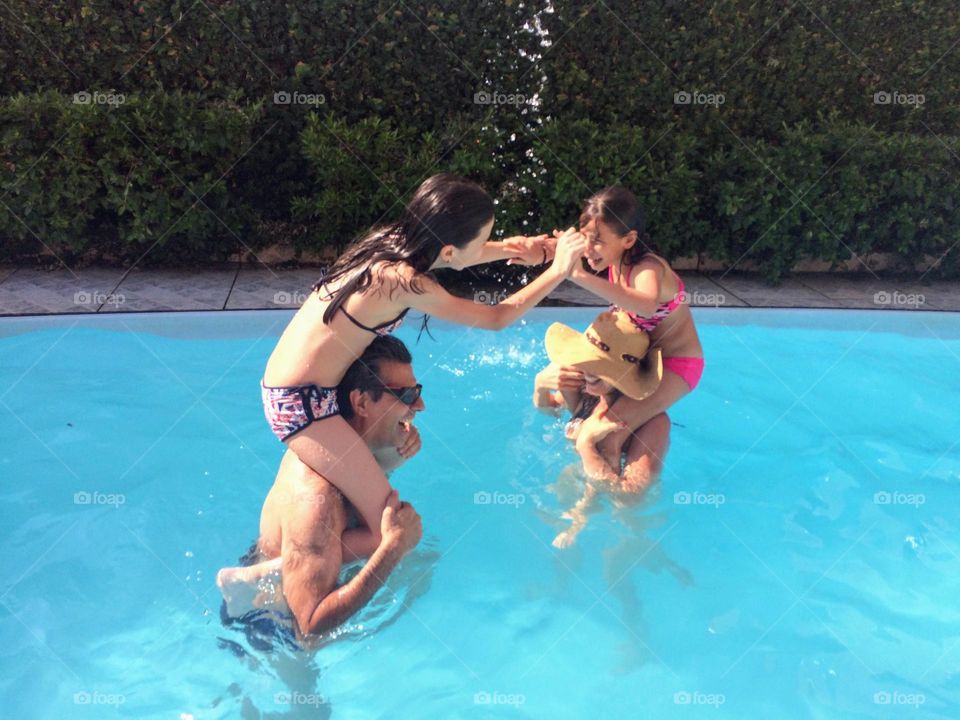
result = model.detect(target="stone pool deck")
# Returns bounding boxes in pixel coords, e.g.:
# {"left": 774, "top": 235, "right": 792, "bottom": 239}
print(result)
{"left": 0, "top": 265, "right": 957, "bottom": 315}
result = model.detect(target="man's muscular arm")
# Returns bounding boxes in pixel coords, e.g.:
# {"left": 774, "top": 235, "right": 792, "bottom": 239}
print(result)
{"left": 283, "top": 490, "right": 421, "bottom": 637}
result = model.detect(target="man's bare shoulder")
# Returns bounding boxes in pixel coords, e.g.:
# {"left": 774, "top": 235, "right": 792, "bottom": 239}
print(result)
{"left": 260, "top": 452, "right": 348, "bottom": 556}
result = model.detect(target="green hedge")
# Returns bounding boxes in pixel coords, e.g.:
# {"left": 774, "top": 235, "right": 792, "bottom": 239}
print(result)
{"left": 291, "top": 115, "right": 538, "bottom": 254}
{"left": 0, "top": 1, "right": 540, "bottom": 121}
{"left": 0, "top": 91, "right": 264, "bottom": 264}
{"left": 2, "top": 94, "right": 958, "bottom": 279}
{"left": 1, "top": 1, "right": 959, "bottom": 279}
{"left": 522, "top": 117, "right": 960, "bottom": 278}
{"left": 536, "top": 1, "right": 960, "bottom": 137}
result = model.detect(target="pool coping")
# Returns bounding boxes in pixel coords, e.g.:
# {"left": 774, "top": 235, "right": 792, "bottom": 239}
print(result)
{"left": 0, "top": 265, "right": 957, "bottom": 316}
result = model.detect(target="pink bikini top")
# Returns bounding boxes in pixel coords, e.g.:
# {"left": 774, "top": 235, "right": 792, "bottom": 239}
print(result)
{"left": 608, "top": 256, "right": 684, "bottom": 332}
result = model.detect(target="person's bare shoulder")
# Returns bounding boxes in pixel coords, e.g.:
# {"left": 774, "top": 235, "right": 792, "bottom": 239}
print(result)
{"left": 279, "top": 476, "right": 346, "bottom": 602}
{"left": 271, "top": 451, "right": 347, "bottom": 552}
{"left": 632, "top": 254, "right": 666, "bottom": 278}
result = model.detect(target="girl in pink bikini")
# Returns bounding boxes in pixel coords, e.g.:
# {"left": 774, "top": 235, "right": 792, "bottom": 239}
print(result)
{"left": 514, "top": 186, "right": 704, "bottom": 477}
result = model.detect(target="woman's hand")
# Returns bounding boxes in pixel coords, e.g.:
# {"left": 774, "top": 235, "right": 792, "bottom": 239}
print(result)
{"left": 536, "top": 363, "right": 585, "bottom": 392}
{"left": 502, "top": 234, "right": 549, "bottom": 266}
{"left": 551, "top": 227, "right": 588, "bottom": 277}
{"left": 541, "top": 234, "right": 558, "bottom": 262}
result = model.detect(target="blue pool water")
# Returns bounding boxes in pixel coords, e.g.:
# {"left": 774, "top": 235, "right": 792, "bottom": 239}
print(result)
{"left": 1, "top": 308, "right": 958, "bottom": 719}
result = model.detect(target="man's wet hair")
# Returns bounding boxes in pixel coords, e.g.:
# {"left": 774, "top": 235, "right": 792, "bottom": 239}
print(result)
{"left": 338, "top": 336, "right": 413, "bottom": 420}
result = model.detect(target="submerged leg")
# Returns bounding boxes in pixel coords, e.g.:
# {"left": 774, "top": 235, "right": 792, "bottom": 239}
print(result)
{"left": 618, "top": 412, "right": 671, "bottom": 496}
{"left": 553, "top": 483, "right": 599, "bottom": 549}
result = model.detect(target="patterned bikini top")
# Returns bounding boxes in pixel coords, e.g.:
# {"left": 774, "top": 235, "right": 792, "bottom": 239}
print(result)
{"left": 608, "top": 256, "right": 684, "bottom": 332}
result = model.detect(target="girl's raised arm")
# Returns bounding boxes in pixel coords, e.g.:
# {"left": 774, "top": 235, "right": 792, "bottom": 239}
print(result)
{"left": 568, "top": 259, "right": 663, "bottom": 317}
{"left": 404, "top": 228, "right": 587, "bottom": 330}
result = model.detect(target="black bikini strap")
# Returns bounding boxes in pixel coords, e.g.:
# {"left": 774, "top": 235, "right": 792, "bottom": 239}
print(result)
{"left": 337, "top": 304, "right": 378, "bottom": 334}
{"left": 338, "top": 305, "right": 408, "bottom": 334}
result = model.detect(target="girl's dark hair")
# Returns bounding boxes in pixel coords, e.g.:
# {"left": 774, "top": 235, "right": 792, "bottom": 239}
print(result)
{"left": 314, "top": 173, "right": 495, "bottom": 326}
{"left": 579, "top": 186, "right": 655, "bottom": 266}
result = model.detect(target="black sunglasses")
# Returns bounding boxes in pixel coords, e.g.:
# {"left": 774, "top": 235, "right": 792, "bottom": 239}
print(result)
{"left": 376, "top": 383, "right": 423, "bottom": 405}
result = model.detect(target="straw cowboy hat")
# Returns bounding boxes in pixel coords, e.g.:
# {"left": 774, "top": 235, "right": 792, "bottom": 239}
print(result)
{"left": 544, "top": 310, "right": 663, "bottom": 400}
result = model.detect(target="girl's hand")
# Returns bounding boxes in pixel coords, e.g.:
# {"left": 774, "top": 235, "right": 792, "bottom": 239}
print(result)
{"left": 541, "top": 234, "right": 558, "bottom": 262}
{"left": 503, "top": 234, "right": 549, "bottom": 266}
{"left": 551, "top": 227, "right": 588, "bottom": 277}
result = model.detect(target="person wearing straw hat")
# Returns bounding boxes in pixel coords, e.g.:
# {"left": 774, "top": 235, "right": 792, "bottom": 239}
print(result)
{"left": 534, "top": 310, "right": 672, "bottom": 547}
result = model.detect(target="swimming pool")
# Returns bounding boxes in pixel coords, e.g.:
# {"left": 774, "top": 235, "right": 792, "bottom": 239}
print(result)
{"left": 1, "top": 307, "right": 957, "bottom": 719}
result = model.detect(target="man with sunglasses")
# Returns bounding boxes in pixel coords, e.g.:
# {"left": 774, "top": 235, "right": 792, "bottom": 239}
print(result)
{"left": 218, "top": 336, "right": 427, "bottom": 642}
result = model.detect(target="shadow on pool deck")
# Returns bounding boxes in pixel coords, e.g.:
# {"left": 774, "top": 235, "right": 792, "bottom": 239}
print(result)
{"left": 0, "top": 265, "right": 957, "bottom": 315}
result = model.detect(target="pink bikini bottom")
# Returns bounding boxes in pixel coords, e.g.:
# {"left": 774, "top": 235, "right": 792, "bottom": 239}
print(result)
{"left": 662, "top": 356, "right": 704, "bottom": 390}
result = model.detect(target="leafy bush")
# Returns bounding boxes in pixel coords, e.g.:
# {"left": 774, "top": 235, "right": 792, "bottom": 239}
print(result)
{"left": 1, "top": 1, "right": 958, "bottom": 278}
{"left": 535, "top": 1, "right": 960, "bottom": 137}
{"left": 518, "top": 117, "right": 960, "bottom": 280}
{"left": 0, "top": 91, "right": 264, "bottom": 264}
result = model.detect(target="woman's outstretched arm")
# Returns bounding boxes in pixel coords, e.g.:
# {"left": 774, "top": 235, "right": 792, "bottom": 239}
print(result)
{"left": 404, "top": 228, "right": 586, "bottom": 330}
{"left": 463, "top": 235, "right": 551, "bottom": 268}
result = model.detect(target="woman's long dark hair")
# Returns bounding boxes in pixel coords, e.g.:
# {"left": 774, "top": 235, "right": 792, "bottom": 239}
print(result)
{"left": 578, "top": 186, "right": 655, "bottom": 267}
{"left": 314, "top": 173, "right": 494, "bottom": 326}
